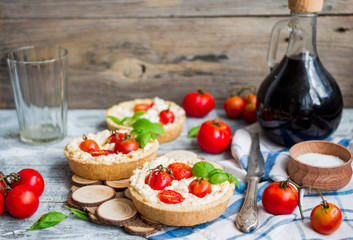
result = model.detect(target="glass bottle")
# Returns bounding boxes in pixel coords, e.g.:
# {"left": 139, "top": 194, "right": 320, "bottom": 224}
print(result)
{"left": 256, "top": 0, "right": 343, "bottom": 147}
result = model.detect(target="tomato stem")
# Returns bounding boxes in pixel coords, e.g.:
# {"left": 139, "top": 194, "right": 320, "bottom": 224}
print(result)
{"left": 282, "top": 177, "right": 327, "bottom": 221}
{"left": 82, "top": 134, "right": 88, "bottom": 141}
{"left": 211, "top": 120, "right": 221, "bottom": 128}
{"left": 197, "top": 89, "right": 205, "bottom": 95}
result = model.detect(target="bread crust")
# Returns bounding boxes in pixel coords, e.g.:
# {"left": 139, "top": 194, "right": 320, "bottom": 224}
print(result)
{"left": 129, "top": 182, "right": 235, "bottom": 227}
{"left": 106, "top": 99, "right": 185, "bottom": 144}
{"left": 64, "top": 138, "right": 159, "bottom": 181}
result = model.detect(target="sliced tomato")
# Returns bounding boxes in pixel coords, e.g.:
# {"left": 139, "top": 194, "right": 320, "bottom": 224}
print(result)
{"left": 134, "top": 103, "right": 154, "bottom": 112}
{"left": 145, "top": 170, "right": 173, "bottom": 190}
{"left": 168, "top": 163, "right": 192, "bottom": 180}
{"left": 89, "top": 149, "right": 115, "bottom": 157}
{"left": 158, "top": 190, "right": 185, "bottom": 204}
{"left": 103, "top": 132, "right": 125, "bottom": 146}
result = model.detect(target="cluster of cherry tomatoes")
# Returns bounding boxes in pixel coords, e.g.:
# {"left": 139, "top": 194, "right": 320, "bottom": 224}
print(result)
{"left": 0, "top": 168, "right": 44, "bottom": 218}
{"left": 145, "top": 163, "right": 212, "bottom": 204}
{"left": 80, "top": 131, "right": 139, "bottom": 156}
{"left": 262, "top": 180, "right": 342, "bottom": 235}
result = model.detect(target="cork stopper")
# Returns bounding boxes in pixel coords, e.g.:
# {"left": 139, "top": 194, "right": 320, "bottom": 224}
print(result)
{"left": 288, "top": 0, "right": 323, "bottom": 12}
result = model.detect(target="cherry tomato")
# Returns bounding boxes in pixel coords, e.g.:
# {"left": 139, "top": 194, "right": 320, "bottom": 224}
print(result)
{"left": 243, "top": 102, "right": 257, "bottom": 123}
{"left": 89, "top": 149, "right": 115, "bottom": 157}
{"left": 0, "top": 194, "right": 4, "bottom": 216}
{"left": 168, "top": 163, "right": 192, "bottom": 180}
{"left": 183, "top": 89, "right": 215, "bottom": 117}
{"left": 158, "top": 190, "right": 185, "bottom": 204}
{"left": 0, "top": 180, "right": 8, "bottom": 197}
{"left": 10, "top": 168, "right": 45, "bottom": 197}
{"left": 6, "top": 185, "right": 39, "bottom": 218}
{"left": 243, "top": 94, "right": 257, "bottom": 105}
{"left": 310, "top": 201, "right": 342, "bottom": 235}
{"left": 262, "top": 181, "right": 298, "bottom": 215}
{"left": 114, "top": 137, "right": 139, "bottom": 154}
{"left": 197, "top": 119, "right": 231, "bottom": 154}
{"left": 145, "top": 170, "right": 173, "bottom": 190}
{"left": 188, "top": 179, "right": 212, "bottom": 198}
{"left": 224, "top": 96, "right": 245, "bottom": 119}
{"left": 79, "top": 136, "right": 99, "bottom": 152}
{"left": 134, "top": 103, "right": 154, "bottom": 112}
{"left": 159, "top": 110, "right": 175, "bottom": 125}
{"left": 103, "top": 131, "right": 125, "bottom": 145}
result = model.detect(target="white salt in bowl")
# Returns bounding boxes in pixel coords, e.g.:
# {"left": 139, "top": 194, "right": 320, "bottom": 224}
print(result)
{"left": 288, "top": 140, "right": 353, "bottom": 191}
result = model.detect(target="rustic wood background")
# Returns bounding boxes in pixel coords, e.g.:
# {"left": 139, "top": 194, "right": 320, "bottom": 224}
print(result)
{"left": 1, "top": 0, "right": 352, "bottom": 109}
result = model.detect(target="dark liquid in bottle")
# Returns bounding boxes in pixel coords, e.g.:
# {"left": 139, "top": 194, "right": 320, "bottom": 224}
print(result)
{"left": 257, "top": 53, "right": 343, "bottom": 147}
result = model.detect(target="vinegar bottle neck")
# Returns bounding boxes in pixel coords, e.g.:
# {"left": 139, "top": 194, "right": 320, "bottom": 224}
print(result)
{"left": 286, "top": 11, "right": 318, "bottom": 59}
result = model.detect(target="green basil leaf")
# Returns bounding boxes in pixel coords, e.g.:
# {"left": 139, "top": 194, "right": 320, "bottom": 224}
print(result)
{"left": 187, "top": 126, "right": 200, "bottom": 138}
{"left": 132, "top": 118, "right": 165, "bottom": 135}
{"left": 27, "top": 212, "right": 67, "bottom": 231}
{"left": 192, "top": 161, "right": 215, "bottom": 178}
{"left": 121, "top": 111, "right": 146, "bottom": 125}
{"left": 64, "top": 206, "right": 89, "bottom": 221}
{"left": 151, "top": 134, "right": 158, "bottom": 140}
{"left": 226, "top": 173, "right": 240, "bottom": 189}
{"left": 209, "top": 173, "right": 229, "bottom": 184}
{"left": 138, "top": 132, "right": 151, "bottom": 149}
{"left": 106, "top": 115, "right": 122, "bottom": 125}
{"left": 209, "top": 169, "right": 226, "bottom": 177}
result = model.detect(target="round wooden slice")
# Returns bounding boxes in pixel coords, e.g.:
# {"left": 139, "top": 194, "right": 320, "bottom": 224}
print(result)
{"left": 140, "top": 215, "right": 163, "bottom": 228}
{"left": 123, "top": 225, "right": 159, "bottom": 237}
{"left": 104, "top": 178, "right": 130, "bottom": 192}
{"left": 124, "top": 188, "right": 132, "bottom": 199}
{"left": 71, "top": 185, "right": 116, "bottom": 207}
{"left": 71, "top": 175, "right": 102, "bottom": 187}
{"left": 97, "top": 198, "right": 137, "bottom": 225}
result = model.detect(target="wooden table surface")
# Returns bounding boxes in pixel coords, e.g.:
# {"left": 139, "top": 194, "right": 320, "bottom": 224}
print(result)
{"left": 1, "top": 109, "right": 353, "bottom": 239}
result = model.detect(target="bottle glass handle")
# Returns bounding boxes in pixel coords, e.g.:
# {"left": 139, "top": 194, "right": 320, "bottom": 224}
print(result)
{"left": 267, "top": 19, "right": 290, "bottom": 71}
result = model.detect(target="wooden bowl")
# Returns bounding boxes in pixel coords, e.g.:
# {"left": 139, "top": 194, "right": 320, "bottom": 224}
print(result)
{"left": 288, "top": 140, "right": 353, "bottom": 191}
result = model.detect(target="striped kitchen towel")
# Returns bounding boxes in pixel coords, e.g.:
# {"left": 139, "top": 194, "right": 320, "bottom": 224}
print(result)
{"left": 150, "top": 123, "right": 353, "bottom": 240}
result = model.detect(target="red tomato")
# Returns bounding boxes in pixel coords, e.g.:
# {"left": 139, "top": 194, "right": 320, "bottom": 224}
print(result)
{"left": 145, "top": 170, "right": 173, "bottom": 190}
{"left": 134, "top": 103, "right": 154, "bottom": 112}
{"left": 183, "top": 89, "right": 215, "bottom": 117}
{"left": 168, "top": 163, "right": 192, "bottom": 180}
{"left": 243, "top": 94, "right": 257, "bottom": 105}
{"left": 89, "top": 149, "right": 115, "bottom": 157}
{"left": 243, "top": 102, "right": 257, "bottom": 123}
{"left": 262, "top": 182, "right": 298, "bottom": 215}
{"left": 103, "top": 132, "right": 125, "bottom": 145}
{"left": 158, "top": 190, "right": 185, "bottom": 204}
{"left": 310, "top": 201, "right": 342, "bottom": 235}
{"left": 159, "top": 110, "right": 175, "bottom": 125}
{"left": 0, "top": 180, "right": 8, "bottom": 197}
{"left": 79, "top": 136, "right": 99, "bottom": 152}
{"left": 6, "top": 185, "right": 39, "bottom": 218}
{"left": 188, "top": 179, "right": 212, "bottom": 198}
{"left": 114, "top": 137, "right": 139, "bottom": 154}
{"left": 224, "top": 96, "right": 245, "bottom": 119}
{"left": 197, "top": 119, "right": 231, "bottom": 154}
{"left": 0, "top": 194, "right": 4, "bottom": 216}
{"left": 10, "top": 168, "right": 45, "bottom": 197}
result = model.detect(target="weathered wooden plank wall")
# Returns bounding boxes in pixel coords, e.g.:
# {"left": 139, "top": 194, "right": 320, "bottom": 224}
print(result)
{"left": 0, "top": 0, "right": 352, "bottom": 109}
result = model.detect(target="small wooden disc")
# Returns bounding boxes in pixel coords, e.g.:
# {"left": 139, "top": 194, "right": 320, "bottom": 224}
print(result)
{"left": 71, "top": 185, "right": 116, "bottom": 207}
{"left": 140, "top": 215, "right": 163, "bottom": 228}
{"left": 124, "top": 188, "right": 132, "bottom": 199}
{"left": 104, "top": 179, "right": 130, "bottom": 192}
{"left": 71, "top": 175, "right": 102, "bottom": 187}
{"left": 123, "top": 225, "right": 159, "bottom": 237}
{"left": 67, "top": 195, "right": 83, "bottom": 210}
{"left": 97, "top": 198, "right": 137, "bottom": 225}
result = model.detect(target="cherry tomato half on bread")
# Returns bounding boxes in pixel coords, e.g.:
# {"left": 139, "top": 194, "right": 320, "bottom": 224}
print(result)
{"left": 158, "top": 190, "right": 185, "bottom": 204}
{"left": 114, "top": 136, "right": 139, "bottom": 154}
{"left": 103, "top": 131, "right": 125, "bottom": 145}
{"left": 159, "top": 109, "right": 175, "bottom": 125}
{"left": 6, "top": 185, "right": 39, "bottom": 218}
{"left": 89, "top": 149, "right": 115, "bottom": 157}
{"left": 197, "top": 119, "right": 231, "bottom": 154}
{"left": 79, "top": 135, "right": 99, "bottom": 152}
{"left": 168, "top": 163, "right": 192, "bottom": 180}
{"left": 134, "top": 103, "right": 154, "bottom": 113}
{"left": 10, "top": 168, "right": 45, "bottom": 197}
{"left": 261, "top": 181, "right": 298, "bottom": 215}
{"left": 145, "top": 170, "right": 173, "bottom": 190}
{"left": 310, "top": 201, "right": 342, "bottom": 235}
{"left": 188, "top": 178, "right": 212, "bottom": 198}
{"left": 224, "top": 96, "right": 245, "bottom": 119}
{"left": 183, "top": 89, "right": 215, "bottom": 117}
